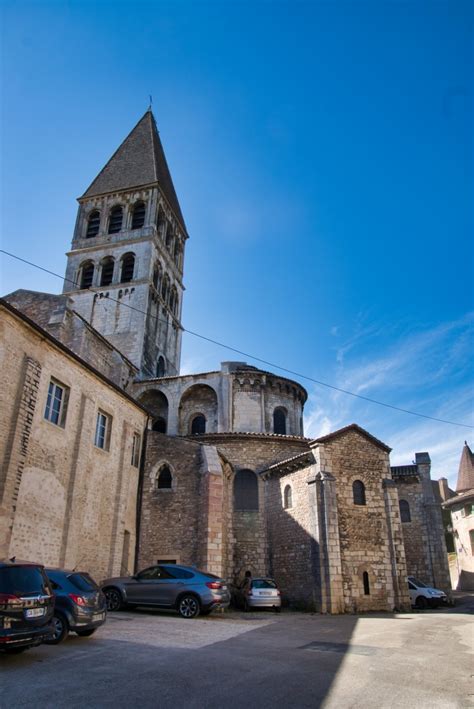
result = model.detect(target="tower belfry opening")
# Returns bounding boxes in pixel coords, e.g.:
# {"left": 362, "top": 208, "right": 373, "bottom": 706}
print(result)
{"left": 62, "top": 110, "right": 188, "bottom": 379}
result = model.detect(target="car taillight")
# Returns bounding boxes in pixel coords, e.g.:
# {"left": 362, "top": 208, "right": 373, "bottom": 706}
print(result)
{"left": 206, "top": 582, "right": 222, "bottom": 590}
{"left": 276, "top": 590, "right": 281, "bottom": 595}
{"left": 68, "top": 593, "right": 87, "bottom": 606}
{"left": 0, "top": 593, "right": 20, "bottom": 605}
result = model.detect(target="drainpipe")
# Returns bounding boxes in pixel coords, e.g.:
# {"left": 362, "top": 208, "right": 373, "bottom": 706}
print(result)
{"left": 134, "top": 417, "right": 149, "bottom": 573}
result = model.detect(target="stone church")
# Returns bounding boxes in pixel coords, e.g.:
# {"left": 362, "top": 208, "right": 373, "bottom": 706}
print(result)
{"left": 1, "top": 110, "right": 451, "bottom": 612}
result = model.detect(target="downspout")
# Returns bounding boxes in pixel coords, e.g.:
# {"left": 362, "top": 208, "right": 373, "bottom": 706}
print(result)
{"left": 134, "top": 417, "right": 149, "bottom": 573}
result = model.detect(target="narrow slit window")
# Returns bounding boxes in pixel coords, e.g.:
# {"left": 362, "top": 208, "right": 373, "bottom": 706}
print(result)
{"left": 363, "top": 571, "right": 370, "bottom": 595}
{"left": 283, "top": 484, "right": 292, "bottom": 509}
{"left": 94, "top": 411, "right": 111, "bottom": 451}
{"left": 399, "top": 499, "right": 411, "bottom": 523}
{"left": 131, "top": 432, "right": 141, "bottom": 467}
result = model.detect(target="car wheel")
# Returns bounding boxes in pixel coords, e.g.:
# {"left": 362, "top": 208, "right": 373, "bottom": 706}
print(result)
{"left": 415, "top": 596, "right": 428, "bottom": 610}
{"left": 104, "top": 587, "right": 123, "bottom": 612}
{"left": 45, "top": 612, "right": 69, "bottom": 644}
{"left": 76, "top": 628, "right": 97, "bottom": 637}
{"left": 177, "top": 594, "right": 200, "bottom": 619}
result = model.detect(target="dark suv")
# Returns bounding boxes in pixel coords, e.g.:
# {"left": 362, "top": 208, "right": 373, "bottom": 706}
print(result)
{"left": 44, "top": 568, "right": 107, "bottom": 644}
{"left": 0, "top": 560, "right": 54, "bottom": 654}
{"left": 102, "top": 564, "right": 230, "bottom": 618}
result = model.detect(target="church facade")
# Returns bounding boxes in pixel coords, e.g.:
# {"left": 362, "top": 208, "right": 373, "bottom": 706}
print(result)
{"left": 1, "top": 110, "right": 451, "bottom": 612}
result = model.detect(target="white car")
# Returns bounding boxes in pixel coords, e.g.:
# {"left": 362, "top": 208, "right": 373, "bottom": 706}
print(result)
{"left": 407, "top": 576, "right": 447, "bottom": 609}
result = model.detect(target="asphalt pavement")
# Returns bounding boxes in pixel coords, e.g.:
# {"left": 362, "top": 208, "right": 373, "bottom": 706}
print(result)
{"left": 1, "top": 595, "right": 473, "bottom": 708}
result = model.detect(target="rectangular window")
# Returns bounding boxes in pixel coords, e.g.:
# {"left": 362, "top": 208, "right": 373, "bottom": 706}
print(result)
{"left": 131, "top": 432, "right": 141, "bottom": 467}
{"left": 94, "top": 411, "right": 111, "bottom": 450}
{"left": 44, "top": 378, "right": 69, "bottom": 427}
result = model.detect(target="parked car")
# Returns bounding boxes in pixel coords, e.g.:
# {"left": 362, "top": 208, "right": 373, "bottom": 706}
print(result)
{"left": 233, "top": 577, "right": 282, "bottom": 612}
{"left": 44, "top": 568, "right": 107, "bottom": 644}
{"left": 101, "top": 564, "right": 230, "bottom": 618}
{"left": 0, "top": 560, "right": 54, "bottom": 654}
{"left": 407, "top": 576, "right": 447, "bottom": 609}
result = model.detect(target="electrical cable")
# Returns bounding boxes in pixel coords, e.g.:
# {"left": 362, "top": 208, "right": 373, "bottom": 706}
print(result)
{"left": 1, "top": 248, "right": 472, "bottom": 429}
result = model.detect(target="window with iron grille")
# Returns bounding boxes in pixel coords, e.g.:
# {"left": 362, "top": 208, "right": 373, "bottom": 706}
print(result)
{"left": 353, "top": 480, "right": 366, "bottom": 506}
{"left": 80, "top": 262, "right": 94, "bottom": 289}
{"left": 234, "top": 469, "right": 259, "bottom": 511}
{"left": 44, "top": 378, "right": 69, "bottom": 427}
{"left": 100, "top": 257, "right": 114, "bottom": 286}
{"left": 399, "top": 499, "right": 411, "bottom": 523}
{"left": 108, "top": 206, "right": 123, "bottom": 234}
{"left": 94, "top": 411, "right": 111, "bottom": 450}
{"left": 120, "top": 253, "right": 135, "bottom": 282}
{"left": 131, "top": 201, "right": 146, "bottom": 230}
{"left": 86, "top": 210, "right": 100, "bottom": 238}
{"left": 131, "top": 432, "right": 141, "bottom": 467}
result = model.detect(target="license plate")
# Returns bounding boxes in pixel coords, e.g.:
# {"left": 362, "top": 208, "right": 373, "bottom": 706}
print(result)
{"left": 25, "top": 607, "right": 45, "bottom": 618}
{"left": 259, "top": 592, "right": 273, "bottom": 596}
{"left": 93, "top": 612, "right": 105, "bottom": 622}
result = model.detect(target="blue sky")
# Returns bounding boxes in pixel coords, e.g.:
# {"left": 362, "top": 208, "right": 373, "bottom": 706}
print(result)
{"left": 1, "top": 0, "right": 472, "bottom": 486}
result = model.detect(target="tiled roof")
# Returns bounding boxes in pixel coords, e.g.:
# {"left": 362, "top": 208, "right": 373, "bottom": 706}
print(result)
{"left": 312, "top": 423, "right": 391, "bottom": 453}
{"left": 456, "top": 442, "right": 474, "bottom": 492}
{"left": 391, "top": 464, "right": 419, "bottom": 479}
{"left": 81, "top": 110, "right": 186, "bottom": 232}
{"left": 260, "top": 450, "right": 315, "bottom": 475}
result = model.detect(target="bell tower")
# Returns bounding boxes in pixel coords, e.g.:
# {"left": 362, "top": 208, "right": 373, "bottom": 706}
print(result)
{"left": 63, "top": 110, "right": 187, "bottom": 378}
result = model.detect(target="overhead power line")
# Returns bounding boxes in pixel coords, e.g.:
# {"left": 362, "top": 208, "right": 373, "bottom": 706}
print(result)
{"left": 1, "top": 248, "right": 472, "bottom": 430}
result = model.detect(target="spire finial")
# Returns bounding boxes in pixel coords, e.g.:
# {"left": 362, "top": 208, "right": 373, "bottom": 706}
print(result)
{"left": 148, "top": 94, "right": 153, "bottom": 111}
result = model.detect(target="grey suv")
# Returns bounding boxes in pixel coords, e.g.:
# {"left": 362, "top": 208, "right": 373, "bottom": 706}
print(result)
{"left": 101, "top": 564, "right": 230, "bottom": 618}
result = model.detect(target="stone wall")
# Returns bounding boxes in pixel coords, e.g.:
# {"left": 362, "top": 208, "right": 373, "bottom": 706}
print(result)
{"left": 138, "top": 432, "right": 203, "bottom": 569}
{"left": 0, "top": 303, "right": 147, "bottom": 580}
{"left": 315, "top": 429, "right": 410, "bottom": 612}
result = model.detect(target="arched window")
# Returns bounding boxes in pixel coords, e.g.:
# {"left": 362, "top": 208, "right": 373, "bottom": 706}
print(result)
{"left": 169, "top": 287, "right": 178, "bottom": 315}
{"left": 156, "top": 357, "right": 165, "bottom": 377}
{"left": 156, "top": 207, "right": 165, "bottom": 234}
{"left": 353, "top": 480, "right": 366, "bottom": 506}
{"left": 166, "top": 226, "right": 174, "bottom": 251}
{"left": 363, "top": 571, "right": 370, "bottom": 595}
{"left": 283, "top": 484, "right": 293, "bottom": 509}
{"left": 174, "top": 240, "right": 181, "bottom": 267}
{"left": 153, "top": 262, "right": 162, "bottom": 291}
{"left": 191, "top": 415, "right": 206, "bottom": 434}
{"left": 108, "top": 206, "right": 123, "bottom": 234}
{"left": 161, "top": 274, "right": 170, "bottom": 303}
{"left": 399, "top": 499, "right": 411, "bottom": 523}
{"left": 120, "top": 253, "right": 135, "bottom": 283}
{"left": 152, "top": 417, "right": 167, "bottom": 433}
{"left": 234, "top": 469, "right": 259, "bottom": 511}
{"left": 86, "top": 210, "right": 100, "bottom": 238}
{"left": 131, "top": 201, "right": 146, "bottom": 230}
{"left": 273, "top": 408, "right": 287, "bottom": 435}
{"left": 100, "top": 257, "right": 114, "bottom": 286}
{"left": 80, "top": 261, "right": 94, "bottom": 289}
{"left": 157, "top": 466, "right": 172, "bottom": 489}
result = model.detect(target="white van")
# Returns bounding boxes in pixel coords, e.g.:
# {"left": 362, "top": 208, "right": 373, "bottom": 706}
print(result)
{"left": 407, "top": 576, "right": 447, "bottom": 609}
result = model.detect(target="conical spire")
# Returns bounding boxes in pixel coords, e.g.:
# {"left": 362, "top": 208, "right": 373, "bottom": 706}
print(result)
{"left": 456, "top": 441, "right": 474, "bottom": 492}
{"left": 81, "top": 110, "right": 186, "bottom": 231}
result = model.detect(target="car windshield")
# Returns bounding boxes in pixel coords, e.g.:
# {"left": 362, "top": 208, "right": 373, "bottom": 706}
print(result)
{"left": 68, "top": 573, "right": 98, "bottom": 592}
{"left": 410, "top": 578, "right": 428, "bottom": 588}
{"left": 0, "top": 566, "right": 49, "bottom": 595}
{"left": 252, "top": 579, "right": 277, "bottom": 589}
